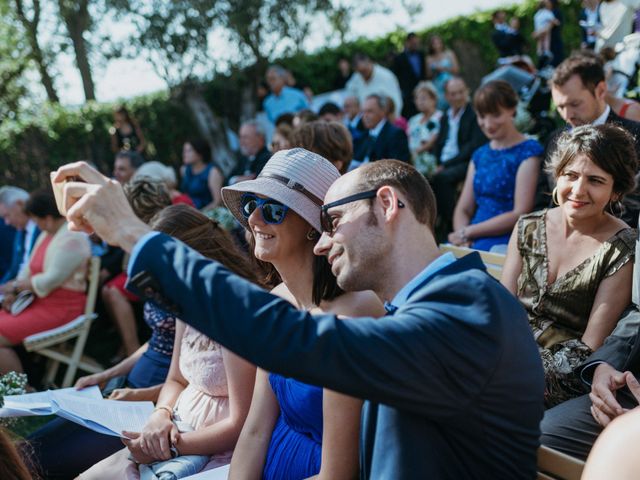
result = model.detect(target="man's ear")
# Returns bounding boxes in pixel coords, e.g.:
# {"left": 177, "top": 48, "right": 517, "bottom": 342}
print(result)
{"left": 377, "top": 186, "right": 401, "bottom": 221}
{"left": 594, "top": 80, "right": 607, "bottom": 103}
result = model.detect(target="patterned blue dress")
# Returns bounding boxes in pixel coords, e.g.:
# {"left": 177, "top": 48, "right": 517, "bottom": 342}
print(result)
{"left": 127, "top": 301, "right": 176, "bottom": 387}
{"left": 262, "top": 374, "right": 323, "bottom": 480}
{"left": 470, "top": 138, "right": 543, "bottom": 251}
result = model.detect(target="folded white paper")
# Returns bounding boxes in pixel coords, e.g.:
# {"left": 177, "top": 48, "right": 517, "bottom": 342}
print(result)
{"left": 0, "top": 386, "right": 154, "bottom": 437}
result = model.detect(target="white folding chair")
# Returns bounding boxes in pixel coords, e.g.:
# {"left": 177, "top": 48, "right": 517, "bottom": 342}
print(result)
{"left": 23, "top": 256, "right": 103, "bottom": 387}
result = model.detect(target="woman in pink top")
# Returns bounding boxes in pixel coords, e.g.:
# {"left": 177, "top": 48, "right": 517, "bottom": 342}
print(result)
{"left": 79, "top": 205, "right": 259, "bottom": 480}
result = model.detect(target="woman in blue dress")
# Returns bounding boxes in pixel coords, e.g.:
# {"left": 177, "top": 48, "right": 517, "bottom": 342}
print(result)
{"left": 449, "top": 80, "right": 543, "bottom": 252}
{"left": 426, "top": 35, "right": 460, "bottom": 110}
{"left": 222, "top": 149, "right": 384, "bottom": 480}
{"left": 180, "top": 139, "right": 224, "bottom": 210}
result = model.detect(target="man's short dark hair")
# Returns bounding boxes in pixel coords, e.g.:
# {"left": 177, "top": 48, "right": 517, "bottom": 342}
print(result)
{"left": 318, "top": 102, "right": 341, "bottom": 117}
{"left": 406, "top": 32, "right": 417, "bottom": 42}
{"left": 551, "top": 54, "right": 605, "bottom": 94}
{"left": 357, "top": 160, "right": 437, "bottom": 229}
{"left": 352, "top": 52, "right": 371, "bottom": 65}
{"left": 275, "top": 113, "right": 295, "bottom": 127}
{"left": 115, "top": 150, "right": 145, "bottom": 169}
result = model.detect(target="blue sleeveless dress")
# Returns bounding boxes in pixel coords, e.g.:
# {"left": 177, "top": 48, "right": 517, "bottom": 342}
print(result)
{"left": 181, "top": 164, "right": 214, "bottom": 209}
{"left": 262, "top": 374, "right": 323, "bottom": 480}
{"left": 470, "top": 138, "right": 544, "bottom": 251}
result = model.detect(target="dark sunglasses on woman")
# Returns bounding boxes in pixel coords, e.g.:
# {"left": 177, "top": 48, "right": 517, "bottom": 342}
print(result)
{"left": 241, "top": 193, "right": 290, "bottom": 224}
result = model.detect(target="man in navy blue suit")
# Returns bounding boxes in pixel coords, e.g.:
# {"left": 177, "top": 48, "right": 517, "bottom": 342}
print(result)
{"left": 352, "top": 94, "right": 410, "bottom": 168}
{"left": 0, "top": 186, "right": 40, "bottom": 288}
{"left": 55, "top": 158, "right": 544, "bottom": 479}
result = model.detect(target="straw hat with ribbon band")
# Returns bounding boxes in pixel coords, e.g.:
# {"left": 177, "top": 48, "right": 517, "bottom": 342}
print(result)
{"left": 221, "top": 148, "right": 340, "bottom": 233}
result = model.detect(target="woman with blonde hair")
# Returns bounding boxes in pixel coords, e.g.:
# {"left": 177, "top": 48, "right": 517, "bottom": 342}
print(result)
{"left": 408, "top": 81, "right": 442, "bottom": 177}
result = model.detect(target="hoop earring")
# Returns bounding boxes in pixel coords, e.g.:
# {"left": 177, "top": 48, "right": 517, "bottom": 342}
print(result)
{"left": 551, "top": 187, "right": 560, "bottom": 206}
{"left": 607, "top": 200, "right": 624, "bottom": 217}
{"left": 306, "top": 230, "right": 319, "bottom": 241}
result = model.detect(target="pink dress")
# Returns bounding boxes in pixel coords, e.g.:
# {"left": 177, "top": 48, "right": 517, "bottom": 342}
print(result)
{"left": 80, "top": 325, "right": 232, "bottom": 479}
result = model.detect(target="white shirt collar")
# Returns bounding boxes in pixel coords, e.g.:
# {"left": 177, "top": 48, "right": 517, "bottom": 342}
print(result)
{"left": 369, "top": 119, "right": 387, "bottom": 137}
{"left": 592, "top": 105, "right": 610, "bottom": 126}
{"left": 448, "top": 105, "right": 466, "bottom": 122}
{"left": 25, "top": 219, "right": 37, "bottom": 235}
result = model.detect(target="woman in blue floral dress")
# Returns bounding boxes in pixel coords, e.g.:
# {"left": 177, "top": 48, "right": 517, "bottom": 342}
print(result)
{"left": 449, "top": 80, "right": 543, "bottom": 251}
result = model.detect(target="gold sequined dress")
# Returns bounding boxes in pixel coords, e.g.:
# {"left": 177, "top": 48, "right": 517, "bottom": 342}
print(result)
{"left": 516, "top": 210, "right": 636, "bottom": 407}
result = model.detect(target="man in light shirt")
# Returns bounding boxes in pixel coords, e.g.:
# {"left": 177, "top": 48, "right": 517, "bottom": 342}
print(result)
{"left": 263, "top": 65, "right": 309, "bottom": 125}
{"left": 0, "top": 186, "right": 40, "bottom": 289}
{"left": 431, "top": 77, "right": 486, "bottom": 236}
{"left": 346, "top": 53, "right": 403, "bottom": 117}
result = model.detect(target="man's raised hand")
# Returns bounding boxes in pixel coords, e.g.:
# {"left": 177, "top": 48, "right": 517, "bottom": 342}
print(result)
{"left": 52, "top": 161, "right": 151, "bottom": 251}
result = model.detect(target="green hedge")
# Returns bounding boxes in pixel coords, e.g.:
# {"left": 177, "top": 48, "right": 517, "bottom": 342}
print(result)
{"left": 0, "top": 92, "right": 198, "bottom": 189}
{"left": 1, "top": 0, "right": 582, "bottom": 190}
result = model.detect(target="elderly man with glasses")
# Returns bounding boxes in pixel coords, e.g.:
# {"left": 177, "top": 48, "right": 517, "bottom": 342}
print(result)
{"left": 53, "top": 154, "right": 544, "bottom": 479}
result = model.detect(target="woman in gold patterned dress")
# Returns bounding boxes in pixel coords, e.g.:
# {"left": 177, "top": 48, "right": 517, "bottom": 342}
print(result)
{"left": 502, "top": 124, "right": 637, "bottom": 407}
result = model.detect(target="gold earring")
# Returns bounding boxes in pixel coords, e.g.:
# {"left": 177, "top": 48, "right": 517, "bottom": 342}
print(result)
{"left": 306, "top": 230, "right": 319, "bottom": 241}
{"left": 551, "top": 187, "right": 560, "bottom": 206}
{"left": 607, "top": 199, "right": 623, "bottom": 217}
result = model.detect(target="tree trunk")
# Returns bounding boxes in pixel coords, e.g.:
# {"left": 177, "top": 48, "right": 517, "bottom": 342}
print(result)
{"left": 13, "top": 0, "right": 59, "bottom": 103}
{"left": 27, "top": 31, "right": 59, "bottom": 103}
{"left": 182, "top": 86, "right": 237, "bottom": 177}
{"left": 58, "top": 0, "right": 95, "bottom": 101}
{"left": 67, "top": 25, "right": 95, "bottom": 101}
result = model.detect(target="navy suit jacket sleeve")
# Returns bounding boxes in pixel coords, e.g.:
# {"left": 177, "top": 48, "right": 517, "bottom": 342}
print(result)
{"left": 0, "top": 231, "right": 23, "bottom": 284}
{"left": 386, "top": 127, "right": 411, "bottom": 162}
{"left": 128, "top": 233, "right": 521, "bottom": 419}
{"left": 580, "top": 307, "right": 640, "bottom": 381}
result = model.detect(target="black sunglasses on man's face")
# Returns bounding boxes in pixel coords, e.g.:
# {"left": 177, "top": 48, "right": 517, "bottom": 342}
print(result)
{"left": 320, "top": 188, "right": 404, "bottom": 235}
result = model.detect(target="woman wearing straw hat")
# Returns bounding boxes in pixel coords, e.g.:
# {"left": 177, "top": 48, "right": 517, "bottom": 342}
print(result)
{"left": 222, "top": 148, "right": 384, "bottom": 479}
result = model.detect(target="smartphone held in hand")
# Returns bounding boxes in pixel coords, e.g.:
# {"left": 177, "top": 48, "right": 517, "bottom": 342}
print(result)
{"left": 50, "top": 171, "right": 83, "bottom": 216}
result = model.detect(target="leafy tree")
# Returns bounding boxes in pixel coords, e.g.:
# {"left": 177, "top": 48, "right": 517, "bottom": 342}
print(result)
{"left": 11, "top": 0, "right": 59, "bottom": 103}
{"left": 0, "top": 7, "right": 29, "bottom": 121}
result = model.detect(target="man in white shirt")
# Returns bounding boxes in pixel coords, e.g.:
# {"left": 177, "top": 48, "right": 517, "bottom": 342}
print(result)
{"left": 431, "top": 77, "right": 486, "bottom": 236}
{"left": 346, "top": 53, "right": 403, "bottom": 117}
{"left": 596, "top": 0, "right": 640, "bottom": 51}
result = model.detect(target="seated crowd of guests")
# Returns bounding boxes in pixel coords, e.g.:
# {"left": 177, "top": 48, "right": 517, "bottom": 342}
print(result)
{"left": 1, "top": 40, "right": 640, "bottom": 479}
